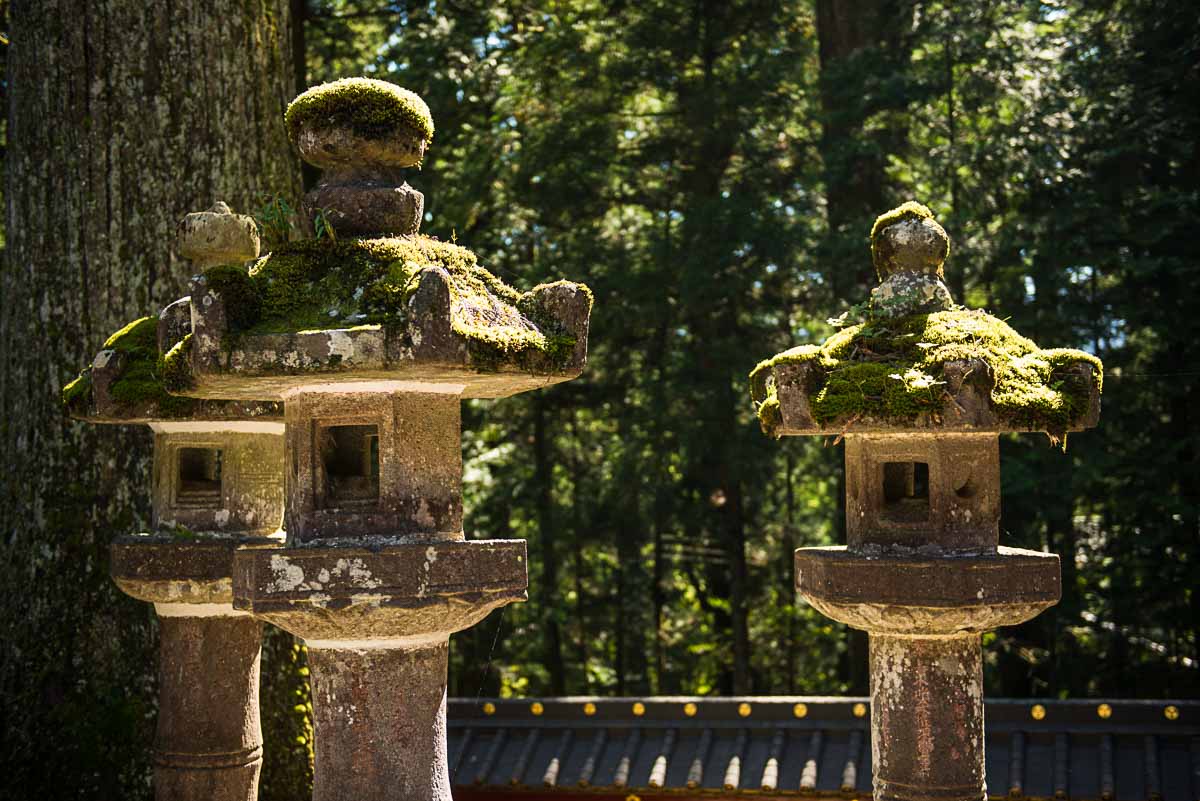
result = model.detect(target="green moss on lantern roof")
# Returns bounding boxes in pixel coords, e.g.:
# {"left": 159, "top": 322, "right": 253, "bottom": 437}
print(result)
{"left": 61, "top": 369, "right": 92, "bottom": 414}
{"left": 748, "top": 309, "right": 1102, "bottom": 440}
{"left": 285, "top": 78, "right": 434, "bottom": 144}
{"left": 61, "top": 316, "right": 196, "bottom": 417}
{"left": 159, "top": 334, "right": 195, "bottom": 393}
{"left": 219, "top": 235, "right": 586, "bottom": 366}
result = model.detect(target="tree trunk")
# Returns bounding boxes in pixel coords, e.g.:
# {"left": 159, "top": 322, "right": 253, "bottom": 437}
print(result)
{"left": 0, "top": 2, "right": 301, "bottom": 796}
{"left": 816, "top": 0, "right": 916, "bottom": 298}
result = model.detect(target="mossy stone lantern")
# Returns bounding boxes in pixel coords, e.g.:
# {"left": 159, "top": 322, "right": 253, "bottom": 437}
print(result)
{"left": 749, "top": 202, "right": 1102, "bottom": 801}
{"left": 63, "top": 202, "right": 283, "bottom": 801}
{"left": 164, "top": 78, "right": 592, "bottom": 801}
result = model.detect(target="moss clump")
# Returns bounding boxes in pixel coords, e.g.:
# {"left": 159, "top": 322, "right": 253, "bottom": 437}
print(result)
{"left": 159, "top": 334, "right": 195, "bottom": 393}
{"left": 203, "top": 266, "right": 261, "bottom": 330}
{"left": 285, "top": 78, "right": 434, "bottom": 144}
{"left": 870, "top": 201, "right": 935, "bottom": 243}
{"left": 104, "top": 317, "right": 164, "bottom": 407}
{"left": 749, "top": 309, "right": 1102, "bottom": 440}
{"left": 61, "top": 368, "right": 93, "bottom": 414}
{"left": 61, "top": 316, "right": 196, "bottom": 417}
{"left": 240, "top": 236, "right": 582, "bottom": 366}
{"left": 166, "top": 523, "right": 197, "bottom": 541}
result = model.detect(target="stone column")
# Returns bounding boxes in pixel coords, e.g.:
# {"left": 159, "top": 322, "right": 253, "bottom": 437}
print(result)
{"left": 869, "top": 635, "right": 986, "bottom": 801}
{"left": 202, "top": 78, "right": 589, "bottom": 801}
{"left": 307, "top": 643, "right": 451, "bottom": 801}
{"left": 152, "top": 609, "right": 265, "bottom": 801}
{"left": 796, "top": 435, "right": 1060, "bottom": 801}
{"left": 107, "top": 197, "right": 283, "bottom": 801}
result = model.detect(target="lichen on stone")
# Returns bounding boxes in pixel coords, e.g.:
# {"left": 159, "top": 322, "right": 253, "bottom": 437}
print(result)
{"left": 285, "top": 78, "right": 434, "bottom": 144}
{"left": 227, "top": 236, "right": 584, "bottom": 367}
{"left": 749, "top": 309, "right": 1102, "bottom": 439}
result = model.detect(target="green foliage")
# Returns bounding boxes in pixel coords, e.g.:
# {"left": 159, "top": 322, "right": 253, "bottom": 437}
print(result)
{"left": 61, "top": 367, "right": 92, "bottom": 413}
{"left": 103, "top": 318, "right": 185, "bottom": 411}
{"left": 259, "top": 634, "right": 314, "bottom": 800}
{"left": 284, "top": 77, "right": 434, "bottom": 144}
{"left": 253, "top": 194, "right": 300, "bottom": 251}
{"left": 312, "top": 208, "right": 338, "bottom": 242}
{"left": 29, "top": 12, "right": 1199, "bottom": 798}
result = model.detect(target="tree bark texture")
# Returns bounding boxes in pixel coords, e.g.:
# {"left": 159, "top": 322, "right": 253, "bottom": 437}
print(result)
{"left": 1, "top": 2, "right": 301, "bottom": 796}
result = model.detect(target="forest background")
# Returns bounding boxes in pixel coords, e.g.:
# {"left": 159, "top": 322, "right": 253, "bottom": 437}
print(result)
{"left": 1, "top": 0, "right": 1197, "bottom": 798}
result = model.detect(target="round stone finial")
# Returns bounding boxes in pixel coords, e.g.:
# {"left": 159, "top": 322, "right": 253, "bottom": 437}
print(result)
{"left": 178, "top": 202, "right": 260, "bottom": 268}
{"left": 870, "top": 201, "right": 950, "bottom": 280}
{"left": 285, "top": 78, "right": 434, "bottom": 171}
{"left": 867, "top": 202, "right": 955, "bottom": 318}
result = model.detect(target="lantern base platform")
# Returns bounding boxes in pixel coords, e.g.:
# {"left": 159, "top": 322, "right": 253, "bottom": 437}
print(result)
{"left": 795, "top": 545, "right": 1059, "bottom": 635}
{"left": 231, "top": 539, "right": 527, "bottom": 644}
{"left": 112, "top": 531, "right": 283, "bottom": 605}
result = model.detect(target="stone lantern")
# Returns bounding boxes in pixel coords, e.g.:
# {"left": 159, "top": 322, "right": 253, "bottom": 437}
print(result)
{"left": 156, "top": 78, "right": 592, "bottom": 801}
{"left": 62, "top": 202, "right": 284, "bottom": 801}
{"left": 749, "top": 202, "right": 1102, "bottom": 801}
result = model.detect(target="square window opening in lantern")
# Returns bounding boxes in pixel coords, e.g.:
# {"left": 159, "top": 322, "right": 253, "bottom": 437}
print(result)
{"left": 319, "top": 424, "right": 380, "bottom": 508}
{"left": 177, "top": 447, "right": 223, "bottom": 507}
{"left": 882, "top": 461, "right": 929, "bottom": 523}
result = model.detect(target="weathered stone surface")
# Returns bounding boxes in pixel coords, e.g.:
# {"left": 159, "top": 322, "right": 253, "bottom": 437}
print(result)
{"left": 756, "top": 204, "right": 1098, "bottom": 801}
{"left": 71, "top": 340, "right": 283, "bottom": 424}
{"left": 870, "top": 271, "right": 955, "bottom": 318}
{"left": 308, "top": 643, "right": 449, "bottom": 801}
{"left": 296, "top": 123, "right": 427, "bottom": 172}
{"left": 151, "top": 427, "right": 286, "bottom": 535}
{"left": 770, "top": 358, "right": 1100, "bottom": 436}
{"left": 795, "top": 546, "right": 1060, "bottom": 635}
{"left": 153, "top": 612, "right": 264, "bottom": 801}
{"left": 528, "top": 280, "right": 594, "bottom": 368}
{"left": 158, "top": 295, "right": 193, "bottom": 354}
{"left": 870, "top": 635, "right": 985, "bottom": 801}
{"left": 302, "top": 178, "right": 424, "bottom": 237}
{"left": 178, "top": 201, "right": 260, "bottom": 269}
{"left": 112, "top": 535, "right": 282, "bottom": 606}
{"left": 292, "top": 83, "right": 428, "bottom": 237}
{"left": 102, "top": 422, "right": 285, "bottom": 801}
{"left": 279, "top": 389, "right": 461, "bottom": 542}
{"left": 232, "top": 539, "right": 528, "bottom": 643}
{"left": 872, "top": 214, "right": 949, "bottom": 279}
{"left": 844, "top": 434, "right": 1000, "bottom": 555}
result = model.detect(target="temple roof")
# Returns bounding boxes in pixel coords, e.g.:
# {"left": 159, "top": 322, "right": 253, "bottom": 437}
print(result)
{"left": 446, "top": 697, "right": 1198, "bottom": 801}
